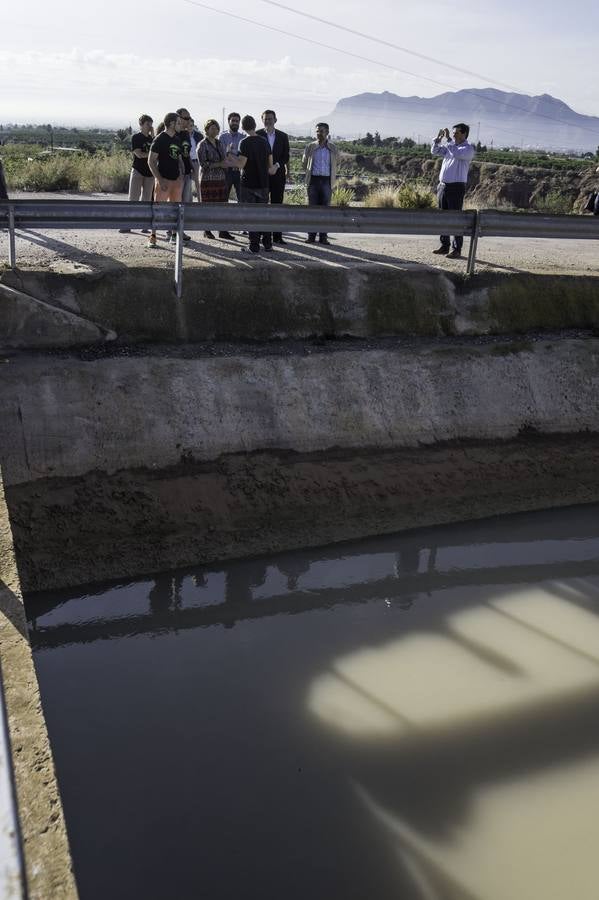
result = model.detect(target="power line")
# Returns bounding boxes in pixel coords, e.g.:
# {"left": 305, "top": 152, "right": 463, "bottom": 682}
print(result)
{"left": 181, "top": 0, "right": 599, "bottom": 138}
{"left": 261, "top": 0, "right": 523, "bottom": 94}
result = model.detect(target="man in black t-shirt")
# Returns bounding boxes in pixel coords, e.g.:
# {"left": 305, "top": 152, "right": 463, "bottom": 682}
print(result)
{"left": 120, "top": 113, "right": 154, "bottom": 233}
{"left": 235, "top": 115, "right": 278, "bottom": 253}
{"left": 147, "top": 113, "right": 183, "bottom": 247}
{"left": 148, "top": 114, "right": 183, "bottom": 197}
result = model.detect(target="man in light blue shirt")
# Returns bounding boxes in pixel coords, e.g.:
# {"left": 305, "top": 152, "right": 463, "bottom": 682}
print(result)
{"left": 431, "top": 123, "right": 475, "bottom": 259}
{"left": 221, "top": 112, "right": 246, "bottom": 201}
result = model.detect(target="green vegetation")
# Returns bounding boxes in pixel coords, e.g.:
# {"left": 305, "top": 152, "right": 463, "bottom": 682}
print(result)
{"left": 365, "top": 184, "right": 435, "bottom": 209}
{"left": 2, "top": 144, "right": 130, "bottom": 192}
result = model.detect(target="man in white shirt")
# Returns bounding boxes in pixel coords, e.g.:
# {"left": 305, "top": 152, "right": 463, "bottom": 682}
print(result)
{"left": 302, "top": 122, "right": 338, "bottom": 245}
{"left": 431, "top": 123, "right": 475, "bottom": 259}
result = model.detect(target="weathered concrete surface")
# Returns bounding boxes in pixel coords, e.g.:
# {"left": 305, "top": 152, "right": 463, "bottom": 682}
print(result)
{"left": 0, "top": 473, "right": 77, "bottom": 896}
{"left": 2, "top": 264, "right": 599, "bottom": 347}
{"left": 0, "top": 282, "right": 115, "bottom": 349}
{"left": 1, "top": 339, "right": 598, "bottom": 487}
{"left": 9, "top": 435, "right": 599, "bottom": 593}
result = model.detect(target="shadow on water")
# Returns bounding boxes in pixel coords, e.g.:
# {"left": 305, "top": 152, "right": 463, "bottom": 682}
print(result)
{"left": 24, "top": 503, "right": 599, "bottom": 900}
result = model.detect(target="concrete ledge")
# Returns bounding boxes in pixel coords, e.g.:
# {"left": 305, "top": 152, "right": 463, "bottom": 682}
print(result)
{"left": 0, "top": 472, "right": 77, "bottom": 897}
{"left": 3, "top": 266, "right": 599, "bottom": 347}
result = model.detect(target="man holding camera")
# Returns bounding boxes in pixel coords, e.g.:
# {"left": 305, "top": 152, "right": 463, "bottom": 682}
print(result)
{"left": 431, "top": 123, "right": 475, "bottom": 259}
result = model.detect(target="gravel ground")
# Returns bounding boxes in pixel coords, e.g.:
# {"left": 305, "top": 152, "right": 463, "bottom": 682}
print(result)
{"left": 1, "top": 191, "right": 598, "bottom": 276}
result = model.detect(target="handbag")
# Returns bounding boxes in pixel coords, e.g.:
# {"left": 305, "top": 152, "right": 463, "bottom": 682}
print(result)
{"left": 584, "top": 190, "right": 597, "bottom": 213}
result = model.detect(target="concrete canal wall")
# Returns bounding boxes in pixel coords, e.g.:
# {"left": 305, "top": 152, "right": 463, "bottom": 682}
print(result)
{"left": 1, "top": 258, "right": 599, "bottom": 893}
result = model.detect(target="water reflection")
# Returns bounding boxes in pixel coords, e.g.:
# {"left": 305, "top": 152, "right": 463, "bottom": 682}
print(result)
{"left": 25, "top": 504, "right": 599, "bottom": 900}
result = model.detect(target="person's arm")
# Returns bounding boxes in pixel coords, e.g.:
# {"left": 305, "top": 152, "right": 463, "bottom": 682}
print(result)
{"left": 148, "top": 151, "right": 166, "bottom": 191}
{"left": 282, "top": 133, "right": 291, "bottom": 182}
{"left": 234, "top": 154, "right": 247, "bottom": 170}
{"left": 0, "top": 159, "right": 8, "bottom": 200}
{"left": 267, "top": 153, "right": 278, "bottom": 176}
{"left": 446, "top": 142, "right": 475, "bottom": 162}
{"left": 301, "top": 144, "right": 310, "bottom": 171}
{"left": 133, "top": 148, "right": 148, "bottom": 160}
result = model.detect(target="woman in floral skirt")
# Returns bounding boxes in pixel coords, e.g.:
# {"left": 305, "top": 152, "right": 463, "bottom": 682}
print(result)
{"left": 197, "top": 119, "right": 235, "bottom": 240}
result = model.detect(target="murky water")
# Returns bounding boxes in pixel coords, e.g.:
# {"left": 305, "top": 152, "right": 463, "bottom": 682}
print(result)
{"left": 26, "top": 504, "right": 599, "bottom": 900}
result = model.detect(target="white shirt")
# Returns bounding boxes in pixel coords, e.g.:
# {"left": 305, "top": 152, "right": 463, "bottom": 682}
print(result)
{"left": 431, "top": 139, "right": 475, "bottom": 184}
{"left": 265, "top": 130, "right": 276, "bottom": 151}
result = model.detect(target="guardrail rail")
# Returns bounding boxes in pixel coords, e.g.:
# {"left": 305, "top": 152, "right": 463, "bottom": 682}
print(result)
{"left": 1, "top": 200, "right": 598, "bottom": 297}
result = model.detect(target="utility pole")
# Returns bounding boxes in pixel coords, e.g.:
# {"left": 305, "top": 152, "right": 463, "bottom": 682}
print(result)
{"left": 476, "top": 121, "right": 480, "bottom": 143}
{"left": 222, "top": 107, "right": 226, "bottom": 132}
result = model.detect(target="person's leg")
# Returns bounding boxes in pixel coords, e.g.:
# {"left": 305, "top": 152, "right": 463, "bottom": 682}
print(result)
{"left": 307, "top": 180, "right": 319, "bottom": 241}
{"left": 318, "top": 178, "right": 332, "bottom": 242}
{"left": 269, "top": 172, "right": 285, "bottom": 243}
{"left": 128, "top": 168, "right": 141, "bottom": 202}
{"left": 241, "top": 186, "right": 260, "bottom": 251}
{"left": 445, "top": 183, "right": 466, "bottom": 252}
{"left": 141, "top": 176, "right": 154, "bottom": 202}
{"left": 182, "top": 174, "right": 192, "bottom": 203}
{"left": 258, "top": 189, "right": 272, "bottom": 249}
{"left": 231, "top": 170, "right": 241, "bottom": 202}
{"left": 437, "top": 182, "right": 450, "bottom": 250}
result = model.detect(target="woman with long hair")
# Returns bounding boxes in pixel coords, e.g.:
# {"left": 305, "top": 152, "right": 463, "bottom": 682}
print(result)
{"left": 197, "top": 118, "right": 235, "bottom": 240}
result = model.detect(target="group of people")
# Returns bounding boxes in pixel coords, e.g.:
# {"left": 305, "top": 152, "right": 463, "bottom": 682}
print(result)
{"left": 124, "top": 108, "right": 339, "bottom": 253}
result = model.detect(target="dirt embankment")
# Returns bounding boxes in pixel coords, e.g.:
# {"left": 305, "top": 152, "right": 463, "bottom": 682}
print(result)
{"left": 347, "top": 152, "right": 597, "bottom": 211}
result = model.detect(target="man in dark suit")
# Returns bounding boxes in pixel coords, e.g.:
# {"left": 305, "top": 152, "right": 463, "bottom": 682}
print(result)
{"left": 257, "top": 109, "right": 290, "bottom": 245}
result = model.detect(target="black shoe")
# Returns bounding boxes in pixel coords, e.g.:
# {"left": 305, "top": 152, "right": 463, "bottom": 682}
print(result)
{"left": 432, "top": 245, "right": 450, "bottom": 255}
{"left": 446, "top": 249, "right": 462, "bottom": 259}
{"left": 263, "top": 245, "right": 273, "bottom": 252}
{"left": 306, "top": 237, "right": 316, "bottom": 243}
{"left": 204, "top": 230, "right": 215, "bottom": 239}
{"left": 118, "top": 228, "right": 131, "bottom": 233}
{"left": 273, "top": 237, "right": 287, "bottom": 245}
{"left": 318, "top": 237, "right": 331, "bottom": 245}
{"left": 219, "top": 231, "right": 236, "bottom": 240}
{"left": 242, "top": 246, "right": 260, "bottom": 254}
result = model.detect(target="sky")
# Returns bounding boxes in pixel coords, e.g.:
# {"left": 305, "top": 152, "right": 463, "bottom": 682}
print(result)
{"left": 3, "top": 0, "right": 599, "bottom": 131}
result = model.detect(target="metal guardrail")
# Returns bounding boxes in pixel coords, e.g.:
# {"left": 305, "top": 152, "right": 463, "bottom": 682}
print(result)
{"left": 1, "top": 199, "right": 598, "bottom": 297}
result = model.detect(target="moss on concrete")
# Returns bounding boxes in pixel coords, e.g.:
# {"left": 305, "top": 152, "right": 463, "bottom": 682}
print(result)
{"left": 485, "top": 275, "right": 599, "bottom": 333}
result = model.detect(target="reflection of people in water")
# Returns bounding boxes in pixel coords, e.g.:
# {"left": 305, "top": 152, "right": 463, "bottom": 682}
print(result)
{"left": 278, "top": 556, "right": 310, "bottom": 592}
{"left": 149, "top": 574, "right": 183, "bottom": 616}
{"left": 223, "top": 559, "right": 268, "bottom": 627}
{"left": 394, "top": 539, "right": 425, "bottom": 611}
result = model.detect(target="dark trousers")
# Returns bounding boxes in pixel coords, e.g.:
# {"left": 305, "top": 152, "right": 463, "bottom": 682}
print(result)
{"left": 308, "top": 176, "right": 332, "bottom": 241}
{"left": 437, "top": 181, "right": 466, "bottom": 252}
{"left": 240, "top": 186, "right": 271, "bottom": 250}
{"left": 225, "top": 169, "right": 241, "bottom": 202}
{"left": 265, "top": 170, "right": 286, "bottom": 242}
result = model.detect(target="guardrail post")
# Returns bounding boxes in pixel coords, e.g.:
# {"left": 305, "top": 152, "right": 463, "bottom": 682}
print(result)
{"left": 8, "top": 205, "right": 16, "bottom": 270}
{"left": 174, "top": 203, "right": 184, "bottom": 298}
{"left": 466, "top": 209, "right": 480, "bottom": 276}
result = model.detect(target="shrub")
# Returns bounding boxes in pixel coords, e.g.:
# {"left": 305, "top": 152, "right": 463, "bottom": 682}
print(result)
{"left": 284, "top": 186, "right": 306, "bottom": 206}
{"left": 364, "top": 186, "right": 397, "bottom": 208}
{"left": 12, "top": 154, "right": 79, "bottom": 191}
{"left": 79, "top": 152, "right": 130, "bottom": 193}
{"left": 395, "top": 183, "right": 435, "bottom": 209}
{"left": 331, "top": 185, "right": 355, "bottom": 208}
{"left": 532, "top": 190, "right": 572, "bottom": 215}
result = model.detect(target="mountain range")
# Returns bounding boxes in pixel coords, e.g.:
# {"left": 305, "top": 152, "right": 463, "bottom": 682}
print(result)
{"left": 291, "top": 89, "right": 599, "bottom": 153}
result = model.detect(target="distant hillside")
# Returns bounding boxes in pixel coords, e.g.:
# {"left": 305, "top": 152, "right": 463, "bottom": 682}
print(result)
{"left": 294, "top": 89, "right": 599, "bottom": 153}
